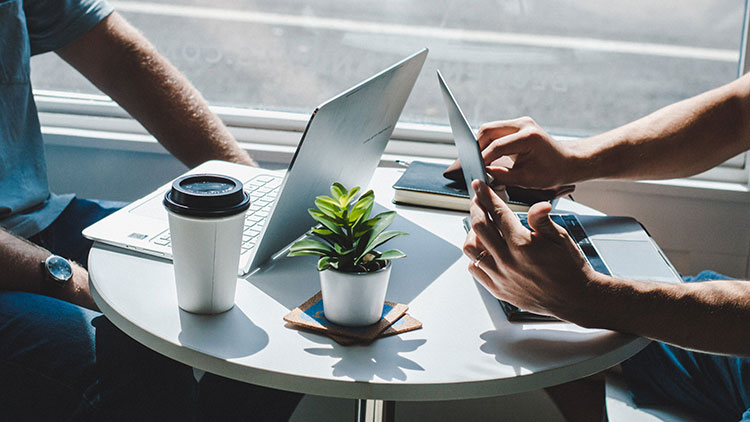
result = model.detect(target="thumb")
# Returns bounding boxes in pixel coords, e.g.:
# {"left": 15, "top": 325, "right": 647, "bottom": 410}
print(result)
{"left": 527, "top": 202, "right": 560, "bottom": 240}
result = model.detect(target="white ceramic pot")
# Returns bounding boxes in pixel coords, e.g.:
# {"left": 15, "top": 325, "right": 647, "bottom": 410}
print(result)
{"left": 319, "top": 261, "right": 392, "bottom": 326}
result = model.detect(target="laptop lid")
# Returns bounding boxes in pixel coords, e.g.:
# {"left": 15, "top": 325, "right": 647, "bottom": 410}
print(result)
{"left": 243, "top": 48, "right": 429, "bottom": 273}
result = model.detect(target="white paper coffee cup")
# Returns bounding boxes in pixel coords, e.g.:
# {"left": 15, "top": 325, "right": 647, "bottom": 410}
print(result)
{"left": 163, "top": 174, "right": 250, "bottom": 314}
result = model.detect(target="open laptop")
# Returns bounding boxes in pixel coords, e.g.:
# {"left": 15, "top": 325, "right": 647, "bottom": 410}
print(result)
{"left": 437, "top": 70, "right": 683, "bottom": 321}
{"left": 83, "top": 48, "right": 428, "bottom": 276}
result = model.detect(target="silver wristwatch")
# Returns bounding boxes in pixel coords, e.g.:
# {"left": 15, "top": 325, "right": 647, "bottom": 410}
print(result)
{"left": 41, "top": 255, "right": 73, "bottom": 286}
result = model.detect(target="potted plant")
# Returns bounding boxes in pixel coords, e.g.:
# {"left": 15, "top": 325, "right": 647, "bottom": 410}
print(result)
{"left": 288, "top": 182, "right": 407, "bottom": 326}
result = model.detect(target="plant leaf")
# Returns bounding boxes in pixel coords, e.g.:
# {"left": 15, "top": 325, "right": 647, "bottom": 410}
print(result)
{"left": 342, "top": 186, "right": 361, "bottom": 206}
{"left": 330, "top": 183, "right": 347, "bottom": 202}
{"left": 349, "top": 202, "right": 373, "bottom": 227}
{"left": 377, "top": 249, "right": 406, "bottom": 260}
{"left": 308, "top": 209, "right": 343, "bottom": 235}
{"left": 288, "top": 250, "right": 327, "bottom": 257}
{"left": 312, "top": 227, "right": 334, "bottom": 236}
{"left": 333, "top": 242, "right": 355, "bottom": 256}
{"left": 315, "top": 195, "right": 340, "bottom": 208}
{"left": 353, "top": 190, "right": 374, "bottom": 206}
{"left": 315, "top": 195, "right": 343, "bottom": 215}
{"left": 289, "top": 238, "right": 334, "bottom": 256}
{"left": 314, "top": 199, "right": 340, "bottom": 220}
{"left": 312, "top": 230, "right": 349, "bottom": 251}
{"left": 317, "top": 256, "right": 331, "bottom": 271}
{"left": 367, "top": 211, "right": 397, "bottom": 240}
{"left": 361, "top": 230, "right": 407, "bottom": 259}
{"left": 348, "top": 191, "right": 374, "bottom": 225}
{"left": 350, "top": 211, "right": 389, "bottom": 258}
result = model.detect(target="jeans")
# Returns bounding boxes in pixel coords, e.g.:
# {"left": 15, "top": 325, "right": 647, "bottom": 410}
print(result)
{"left": 2, "top": 198, "right": 301, "bottom": 421}
{"left": 620, "top": 270, "right": 750, "bottom": 422}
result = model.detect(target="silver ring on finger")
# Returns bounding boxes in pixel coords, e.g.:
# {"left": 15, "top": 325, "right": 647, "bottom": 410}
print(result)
{"left": 474, "top": 249, "right": 489, "bottom": 267}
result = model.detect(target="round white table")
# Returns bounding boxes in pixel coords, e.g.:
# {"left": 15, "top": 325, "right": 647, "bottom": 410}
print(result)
{"left": 89, "top": 167, "right": 649, "bottom": 420}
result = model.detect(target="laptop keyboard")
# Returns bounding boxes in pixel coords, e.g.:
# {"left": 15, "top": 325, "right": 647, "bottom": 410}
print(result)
{"left": 516, "top": 213, "right": 611, "bottom": 276}
{"left": 151, "top": 174, "right": 282, "bottom": 254}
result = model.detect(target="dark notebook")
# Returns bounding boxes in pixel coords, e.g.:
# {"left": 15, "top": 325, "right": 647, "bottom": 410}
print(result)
{"left": 392, "top": 161, "right": 568, "bottom": 212}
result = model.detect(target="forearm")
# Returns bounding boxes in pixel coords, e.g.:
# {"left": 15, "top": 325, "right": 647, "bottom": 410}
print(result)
{"left": 574, "top": 274, "right": 750, "bottom": 356}
{"left": 57, "top": 13, "right": 255, "bottom": 168}
{"left": 0, "top": 229, "right": 95, "bottom": 309}
{"left": 0, "top": 229, "right": 52, "bottom": 294}
{"left": 568, "top": 74, "right": 750, "bottom": 182}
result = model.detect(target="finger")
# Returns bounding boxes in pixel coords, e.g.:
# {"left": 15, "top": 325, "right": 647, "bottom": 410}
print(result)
{"left": 462, "top": 229, "right": 487, "bottom": 261}
{"left": 466, "top": 239, "right": 501, "bottom": 276}
{"left": 469, "top": 197, "right": 503, "bottom": 243}
{"left": 485, "top": 166, "right": 525, "bottom": 188}
{"left": 527, "top": 202, "right": 566, "bottom": 243}
{"left": 449, "top": 119, "right": 526, "bottom": 181}
{"left": 481, "top": 129, "right": 531, "bottom": 165}
{"left": 472, "top": 179, "right": 525, "bottom": 239}
{"left": 491, "top": 185, "right": 510, "bottom": 203}
{"left": 443, "top": 158, "right": 462, "bottom": 182}
{"left": 467, "top": 260, "right": 492, "bottom": 285}
{"left": 467, "top": 261, "right": 505, "bottom": 301}
{"left": 469, "top": 197, "right": 506, "bottom": 261}
{"left": 476, "top": 120, "right": 524, "bottom": 149}
{"left": 464, "top": 229, "right": 501, "bottom": 273}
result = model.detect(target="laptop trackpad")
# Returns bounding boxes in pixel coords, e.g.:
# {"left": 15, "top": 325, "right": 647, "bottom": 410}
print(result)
{"left": 593, "top": 239, "right": 679, "bottom": 283}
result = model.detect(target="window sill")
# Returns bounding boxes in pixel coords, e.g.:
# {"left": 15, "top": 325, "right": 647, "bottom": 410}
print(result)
{"left": 37, "top": 89, "right": 749, "bottom": 184}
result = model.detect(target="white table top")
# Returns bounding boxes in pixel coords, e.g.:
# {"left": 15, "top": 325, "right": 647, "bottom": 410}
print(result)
{"left": 89, "top": 166, "right": 649, "bottom": 401}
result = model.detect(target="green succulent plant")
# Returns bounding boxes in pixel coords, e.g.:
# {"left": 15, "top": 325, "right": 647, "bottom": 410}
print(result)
{"left": 288, "top": 182, "right": 407, "bottom": 272}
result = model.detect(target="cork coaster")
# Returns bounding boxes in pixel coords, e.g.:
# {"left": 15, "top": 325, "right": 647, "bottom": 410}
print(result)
{"left": 283, "top": 291, "right": 408, "bottom": 342}
{"left": 327, "top": 314, "right": 423, "bottom": 346}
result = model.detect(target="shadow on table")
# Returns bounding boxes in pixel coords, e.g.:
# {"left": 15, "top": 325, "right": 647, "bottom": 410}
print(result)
{"left": 177, "top": 306, "right": 269, "bottom": 359}
{"left": 472, "top": 277, "right": 633, "bottom": 376}
{"left": 246, "top": 203, "right": 463, "bottom": 310}
{"left": 300, "top": 331, "right": 427, "bottom": 382}
{"left": 478, "top": 328, "right": 629, "bottom": 376}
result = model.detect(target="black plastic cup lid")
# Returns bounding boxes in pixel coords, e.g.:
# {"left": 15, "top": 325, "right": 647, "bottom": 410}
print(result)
{"left": 163, "top": 174, "right": 250, "bottom": 217}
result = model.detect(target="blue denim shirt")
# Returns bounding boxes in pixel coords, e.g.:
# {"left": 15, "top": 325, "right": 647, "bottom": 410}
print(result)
{"left": 0, "top": 0, "right": 112, "bottom": 237}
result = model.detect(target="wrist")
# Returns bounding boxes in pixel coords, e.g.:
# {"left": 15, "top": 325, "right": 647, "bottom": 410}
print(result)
{"left": 68, "top": 263, "right": 99, "bottom": 311}
{"left": 46, "top": 261, "right": 98, "bottom": 311}
{"left": 563, "top": 137, "right": 604, "bottom": 184}
{"left": 41, "top": 254, "right": 73, "bottom": 287}
{"left": 560, "top": 269, "right": 613, "bottom": 328}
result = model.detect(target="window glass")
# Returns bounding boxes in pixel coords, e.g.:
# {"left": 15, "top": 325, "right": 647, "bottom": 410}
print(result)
{"left": 31, "top": 0, "right": 744, "bottom": 136}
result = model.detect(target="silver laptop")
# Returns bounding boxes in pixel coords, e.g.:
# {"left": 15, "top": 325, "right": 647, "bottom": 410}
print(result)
{"left": 437, "top": 70, "right": 682, "bottom": 320}
{"left": 83, "top": 48, "right": 428, "bottom": 275}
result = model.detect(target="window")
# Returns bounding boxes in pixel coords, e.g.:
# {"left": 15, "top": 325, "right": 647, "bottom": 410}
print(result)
{"left": 31, "top": 0, "right": 749, "bottom": 183}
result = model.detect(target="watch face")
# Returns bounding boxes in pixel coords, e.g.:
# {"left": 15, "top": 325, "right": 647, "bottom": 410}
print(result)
{"left": 47, "top": 255, "right": 73, "bottom": 281}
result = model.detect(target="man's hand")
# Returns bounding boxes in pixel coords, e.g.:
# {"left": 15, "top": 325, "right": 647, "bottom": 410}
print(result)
{"left": 476, "top": 117, "right": 581, "bottom": 189}
{"left": 0, "top": 229, "right": 99, "bottom": 311}
{"left": 445, "top": 116, "right": 583, "bottom": 190}
{"left": 462, "top": 180, "right": 750, "bottom": 355}
{"left": 462, "top": 179, "right": 596, "bottom": 319}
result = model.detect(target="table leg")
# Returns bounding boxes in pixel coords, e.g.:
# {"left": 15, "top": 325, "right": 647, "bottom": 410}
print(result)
{"left": 383, "top": 400, "right": 396, "bottom": 422}
{"left": 355, "top": 399, "right": 396, "bottom": 422}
